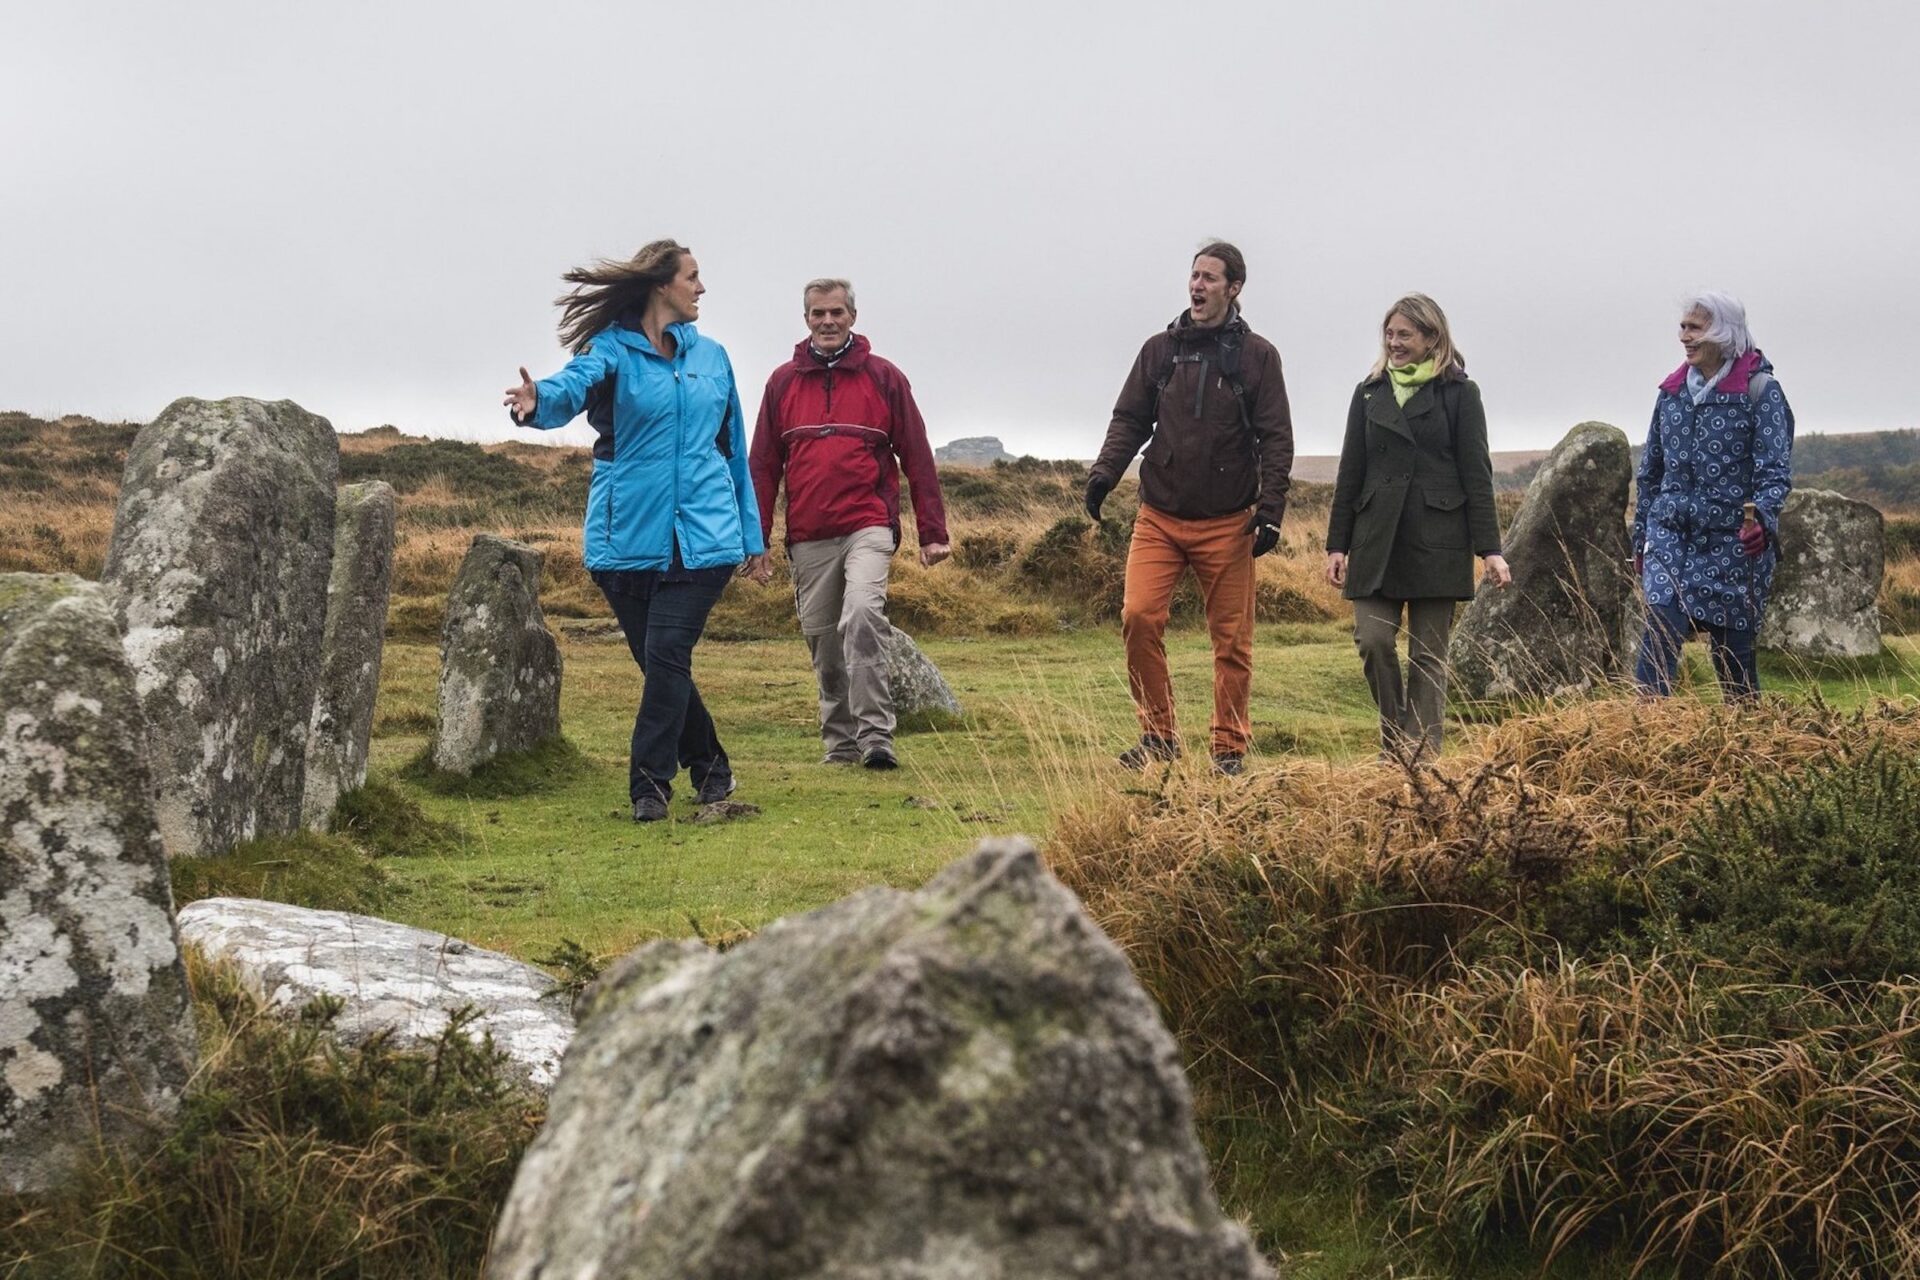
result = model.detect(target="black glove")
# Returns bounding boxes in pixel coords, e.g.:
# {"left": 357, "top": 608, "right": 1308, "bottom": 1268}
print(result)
{"left": 1246, "top": 511, "right": 1281, "bottom": 558}
{"left": 1084, "top": 474, "right": 1115, "bottom": 523}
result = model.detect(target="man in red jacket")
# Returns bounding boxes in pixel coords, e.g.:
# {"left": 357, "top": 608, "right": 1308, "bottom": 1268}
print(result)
{"left": 749, "top": 278, "right": 950, "bottom": 770}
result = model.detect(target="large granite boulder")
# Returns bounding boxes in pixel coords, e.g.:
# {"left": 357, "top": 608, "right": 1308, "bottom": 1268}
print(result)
{"left": 884, "top": 624, "right": 963, "bottom": 719}
{"left": 176, "top": 897, "right": 574, "bottom": 1091}
{"left": 488, "top": 838, "right": 1273, "bottom": 1280}
{"left": 1, "top": 574, "right": 196, "bottom": 1193}
{"left": 1759, "top": 488, "right": 1884, "bottom": 659}
{"left": 302, "top": 481, "right": 397, "bottom": 827}
{"left": 103, "top": 396, "right": 338, "bottom": 856}
{"left": 433, "top": 535, "right": 562, "bottom": 775}
{"left": 1450, "top": 422, "right": 1636, "bottom": 700}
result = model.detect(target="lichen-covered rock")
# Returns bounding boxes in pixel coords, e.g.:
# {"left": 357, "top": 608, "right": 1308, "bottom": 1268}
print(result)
{"left": 1759, "top": 488, "right": 1884, "bottom": 659}
{"left": 175, "top": 897, "right": 573, "bottom": 1091}
{"left": 433, "top": 535, "right": 562, "bottom": 774}
{"left": 1, "top": 574, "right": 196, "bottom": 1193}
{"left": 883, "top": 624, "right": 962, "bottom": 719}
{"left": 103, "top": 396, "right": 339, "bottom": 856}
{"left": 302, "top": 482, "right": 396, "bottom": 827}
{"left": 1449, "top": 422, "right": 1636, "bottom": 700}
{"left": 488, "top": 838, "right": 1273, "bottom": 1280}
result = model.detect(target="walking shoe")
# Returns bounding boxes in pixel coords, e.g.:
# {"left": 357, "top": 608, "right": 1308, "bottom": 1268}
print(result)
{"left": 1212, "top": 752, "right": 1245, "bottom": 777}
{"left": 1117, "top": 734, "right": 1180, "bottom": 771}
{"left": 861, "top": 744, "right": 898, "bottom": 770}
{"left": 631, "top": 792, "right": 669, "bottom": 822}
{"left": 694, "top": 773, "right": 737, "bottom": 805}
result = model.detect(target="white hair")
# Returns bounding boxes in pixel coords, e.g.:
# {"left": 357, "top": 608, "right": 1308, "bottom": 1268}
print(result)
{"left": 803, "top": 277, "right": 856, "bottom": 312}
{"left": 1682, "top": 291, "right": 1754, "bottom": 357}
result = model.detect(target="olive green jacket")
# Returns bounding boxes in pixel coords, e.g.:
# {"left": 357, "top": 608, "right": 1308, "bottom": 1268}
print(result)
{"left": 1324, "top": 372, "right": 1501, "bottom": 601}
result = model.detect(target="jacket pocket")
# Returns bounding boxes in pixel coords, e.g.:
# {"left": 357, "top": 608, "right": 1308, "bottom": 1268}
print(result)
{"left": 1423, "top": 489, "right": 1468, "bottom": 547}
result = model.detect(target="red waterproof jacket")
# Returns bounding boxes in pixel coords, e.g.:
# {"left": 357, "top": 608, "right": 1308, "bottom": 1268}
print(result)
{"left": 749, "top": 335, "right": 949, "bottom": 549}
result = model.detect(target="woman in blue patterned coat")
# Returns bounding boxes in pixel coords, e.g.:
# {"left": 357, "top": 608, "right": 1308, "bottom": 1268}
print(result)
{"left": 1632, "top": 292, "right": 1794, "bottom": 700}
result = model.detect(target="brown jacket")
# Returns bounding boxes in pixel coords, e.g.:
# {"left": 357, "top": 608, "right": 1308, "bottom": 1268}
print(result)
{"left": 1324, "top": 370, "right": 1501, "bottom": 601}
{"left": 1092, "top": 310, "right": 1294, "bottom": 524}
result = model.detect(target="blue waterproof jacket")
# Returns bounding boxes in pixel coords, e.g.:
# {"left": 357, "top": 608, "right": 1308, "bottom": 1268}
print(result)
{"left": 526, "top": 321, "right": 764, "bottom": 571}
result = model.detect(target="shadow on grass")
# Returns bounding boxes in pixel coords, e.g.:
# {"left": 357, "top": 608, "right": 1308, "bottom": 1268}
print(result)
{"left": 399, "top": 735, "right": 590, "bottom": 798}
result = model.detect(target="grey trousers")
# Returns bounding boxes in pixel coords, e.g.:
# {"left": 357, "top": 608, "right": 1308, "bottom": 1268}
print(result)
{"left": 790, "top": 526, "right": 897, "bottom": 757}
{"left": 1352, "top": 596, "right": 1456, "bottom": 756}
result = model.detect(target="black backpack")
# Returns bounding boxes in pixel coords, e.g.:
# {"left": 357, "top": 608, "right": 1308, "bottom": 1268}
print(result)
{"left": 1151, "top": 328, "right": 1252, "bottom": 431}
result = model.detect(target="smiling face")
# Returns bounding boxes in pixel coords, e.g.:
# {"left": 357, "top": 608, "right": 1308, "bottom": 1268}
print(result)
{"left": 1679, "top": 306, "right": 1722, "bottom": 372}
{"left": 656, "top": 253, "right": 704, "bottom": 323}
{"left": 1384, "top": 312, "right": 1435, "bottom": 367}
{"left": 1188, "top": 255, "right": 1242, "bottom": 328}
{"left": 805, "top": 287, "right": 855, "bottom": 351}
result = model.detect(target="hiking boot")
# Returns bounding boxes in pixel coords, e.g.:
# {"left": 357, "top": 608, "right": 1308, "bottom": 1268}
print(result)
{"left": 1212, "top": 752, "right": 1245, "bottom": 777}
{"left": 631, "top": 792, "right": 669, "bottom": 822}
{"left": 1117, "top": 734, "right": 1180, "bottom": 770}
{"left": 694, "top": 773, "right": 737, "bottom": 805}
{"left": 861, "top": 744, "right": 898, "bottom": 771}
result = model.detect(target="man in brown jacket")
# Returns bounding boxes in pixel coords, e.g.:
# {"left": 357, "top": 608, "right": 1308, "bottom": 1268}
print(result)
{"left": 1085, "top": 242, "right": 1293, "bottom": 774}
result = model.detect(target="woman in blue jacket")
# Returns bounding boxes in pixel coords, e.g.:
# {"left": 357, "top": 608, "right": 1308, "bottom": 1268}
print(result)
{"left": 1633, "top": 291, "right": 1794, "bottom": 701}
{"left": 506, "top": 239, "right": 769, "bottom": 821}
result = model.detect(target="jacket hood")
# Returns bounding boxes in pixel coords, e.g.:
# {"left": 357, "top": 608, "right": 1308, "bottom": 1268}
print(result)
{"left": 1167, "top": 306, "right": 1248, "bottom": 343}
{"left": 1660, "top": 347, "right": 1771, "bottom": 396}
{"left": 787, "top": 332, "right": 872, "bottom": 371}
{"left": 606, "top": 320, "right": 700, "bottom": 356}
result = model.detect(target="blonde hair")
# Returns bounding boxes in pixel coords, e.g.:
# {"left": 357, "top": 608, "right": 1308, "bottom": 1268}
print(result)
{"left": 1368, "top": 293, "right": 1465, "bottom": 380}
{"left": 554, "top": 239, "right": 689, "bottom": 353}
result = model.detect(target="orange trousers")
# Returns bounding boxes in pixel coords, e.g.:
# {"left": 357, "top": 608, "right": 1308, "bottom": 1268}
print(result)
{"left": 1120, "top": 504, "right": 1255, "bottom": 755}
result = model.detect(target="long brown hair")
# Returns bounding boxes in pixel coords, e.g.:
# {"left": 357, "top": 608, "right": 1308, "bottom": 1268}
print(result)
{"left": 554, "top": 239, "right": 688, "bottom": 353}
{"left": 1368, "top": 293, "right": 1465, "bottom": 380}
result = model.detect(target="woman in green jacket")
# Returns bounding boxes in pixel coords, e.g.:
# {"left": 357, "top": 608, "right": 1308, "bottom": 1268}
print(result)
{"left": 1324, "top": 294, "right": 1509, "bottom": 757}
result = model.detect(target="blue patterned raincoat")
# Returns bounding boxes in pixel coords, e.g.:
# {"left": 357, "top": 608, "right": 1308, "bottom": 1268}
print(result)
{"left": 1632, "top": 349, "right": 1794, "bottom": 632}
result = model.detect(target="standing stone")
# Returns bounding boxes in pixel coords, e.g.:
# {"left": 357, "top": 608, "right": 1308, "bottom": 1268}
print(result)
{"left": 1, "top": 574, "right": 196, "bottom": 1193}
{"left": 1759, "top": 488, "right": 1885, "bottom": 659}
{"left": 434, "top": 535, "right": 561, "bottom": 774}
{"left": 1450, "top": 422, "right": 1636, "bottom": 700}
{"left": 488, "top": 838, "right": 1273, "bottom": 1280}
{"left": 883, "top": 623, "right": 963, "bottom": 719}
{"left": 302, "top": 482, "right": 397, "bottom": 828}
{"left": 103, "top": 396, "right": 338, "bottom": 857}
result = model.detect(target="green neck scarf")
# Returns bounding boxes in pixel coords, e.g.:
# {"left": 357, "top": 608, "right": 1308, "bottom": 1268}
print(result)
{"left": 1388, "top": 358, "right": 1439, "bottom": 406}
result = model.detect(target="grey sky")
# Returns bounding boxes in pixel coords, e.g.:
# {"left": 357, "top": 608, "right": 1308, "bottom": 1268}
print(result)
{"left": 4, "top": 1, "right": 1915, "bottom": 460}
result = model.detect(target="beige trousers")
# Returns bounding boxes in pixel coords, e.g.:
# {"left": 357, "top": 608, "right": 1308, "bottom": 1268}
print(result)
{"left": 1352, "top": 596, "right": 1456, "bottom": 756}
{"left": 790, "top": 526, "right": 897, "bottom": 757}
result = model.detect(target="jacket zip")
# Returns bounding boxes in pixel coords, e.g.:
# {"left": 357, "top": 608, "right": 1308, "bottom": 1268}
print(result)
{"left": 1191, "top": 356, "right": 1210, "bottom": 418}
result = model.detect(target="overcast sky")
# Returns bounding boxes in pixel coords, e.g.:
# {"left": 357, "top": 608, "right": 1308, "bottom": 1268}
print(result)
{"left": 5, "top": 1, "right": 1915, "bottom": 459}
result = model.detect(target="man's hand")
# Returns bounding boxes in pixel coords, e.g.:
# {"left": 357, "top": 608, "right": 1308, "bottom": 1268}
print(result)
{"left": 1245, "top": 512, "right": 1280, "bottom": 558}
{"left": 919, "top": 542, "right": 951, "bottom": 568}
{"left": 740, "top": 553, "right": 773, "bottom": 585}
{"left": 1325, "top": 551, "right": 1348, "bottom": 588}
{"left": 1482, "top": 553, "right": 1512, "bottom": 588}
{"left": 1738, "top": 521, "right": 1768, "bottom": 557}
{"left": 1083, "top": 474, "right": 1114, "bottom": 523}
{"left": 503, "top": 367, "right": 538, "bottom": 424}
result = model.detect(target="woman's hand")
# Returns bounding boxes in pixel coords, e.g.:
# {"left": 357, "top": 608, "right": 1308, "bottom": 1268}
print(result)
{"left": 1324, "top": 551, "right": 1347, "bottom": 588}
{"left": 503, "top": 367, "right": 538, "bottom": 423}
{"left": 740, "top": 553, "right": 773, "bottom": 585}
{"left": 1483, "top": 553, "right": 1512, "bottom": 588}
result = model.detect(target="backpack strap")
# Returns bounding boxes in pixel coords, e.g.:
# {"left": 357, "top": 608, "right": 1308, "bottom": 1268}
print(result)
{"left": 1746, "top": 369, "right": 1773, "bottom": 406}
{"left": 1151, "top": 333, "right": 1251, "bottom": 430}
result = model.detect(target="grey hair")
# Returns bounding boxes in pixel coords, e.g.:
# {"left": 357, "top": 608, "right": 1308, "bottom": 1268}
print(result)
{"left": 1682, "top": 291, "right": 1754, "bottom": 357}
{"left": 802, "top": 277, "right": 856, "bottom": 311}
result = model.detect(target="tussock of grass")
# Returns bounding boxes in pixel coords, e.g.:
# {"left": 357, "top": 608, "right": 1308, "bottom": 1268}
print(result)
{"left": 170, "top": 830, "right": 388, "bottom": 914}
{"left": 330, "top": 781, "right": 468, "bottom": 859}
{"left": 400, "top": 735, "right": 589, "bottom": 798}
{"left": 0, "top": 953, "right": 541, "bottom": 1280}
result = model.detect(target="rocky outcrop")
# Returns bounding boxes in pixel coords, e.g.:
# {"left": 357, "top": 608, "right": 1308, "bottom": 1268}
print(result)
{"left": 883, "top": 624, "right": 963, "bottom": 720}
{"left": 488, "top": 838, "right": 1272, "bottom": 1280}
{"left": 302, "top": 481, "right": 397, "bottom": 827}
{"left": 1, "top": 574, "right": 196, "bottom": 1193}
{"left": 1449, "top": 422, "right": 1636, "bottom": 700}
{"left": 175, "top": 897, "right": 573, "bottom": 1091}
{"left": 103, "top": 396, "right": 338, "bottom": 856}
{"left": 433, "top": 535, "right": 562, "bottom": 774}
{"left": 1759, "top": 488, "right": 1884, "bottom": 659}
{"left": 933, "top": 435, "right": 1014, "bottom": 467}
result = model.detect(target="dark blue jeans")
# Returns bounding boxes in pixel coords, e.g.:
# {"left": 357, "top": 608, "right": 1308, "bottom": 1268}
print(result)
{"left": 594, "top": 571, "right": 730, "bottom": 802}
{"left": 1633, "top": 599, "right": 1759, "bottom": 702}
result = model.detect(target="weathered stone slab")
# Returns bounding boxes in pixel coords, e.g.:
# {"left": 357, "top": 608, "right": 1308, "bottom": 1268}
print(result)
{"left": 103, "top": 396, "right": 339, "bottom": 856}
{"left": 1, "top": 574, "right": 196, "bottom": 1193}
{"left": 175, "top": 897, "right": 573, "bottom": 1091}
{"left": 1759, "top": 488, "right": 1884, "bottom": 659}
{"left": 1450, "top": 422, "right": 1636, "bottom": 700}
{"left": 433, "top": 535, "right": 561, "bottom": 774}
{"left": 302, "top": 481, "right": 397, "bottom": 827}
{"left": 488, "top": 838, "right": 1273, "bottom": 1280}
{"left": 884, "top": 624, "right": 962, "bottom": 719}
